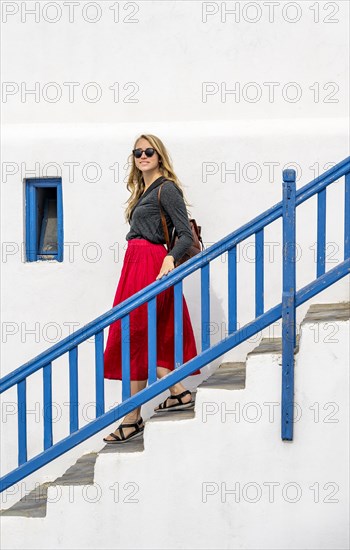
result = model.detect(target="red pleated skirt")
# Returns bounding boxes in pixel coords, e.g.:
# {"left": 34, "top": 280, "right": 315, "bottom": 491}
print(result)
{"left": 103, "top": 238, "right": 200, "bottom": 381}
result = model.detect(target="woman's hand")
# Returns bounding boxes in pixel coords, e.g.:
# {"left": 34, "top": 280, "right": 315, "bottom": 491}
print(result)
{"left": 156, "top": 255, "right": 175, "bottom": 280}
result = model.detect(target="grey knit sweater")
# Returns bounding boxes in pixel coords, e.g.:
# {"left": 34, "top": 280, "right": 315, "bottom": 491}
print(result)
{"left": 126, "top": 176, "right": 193, "bottom": 263}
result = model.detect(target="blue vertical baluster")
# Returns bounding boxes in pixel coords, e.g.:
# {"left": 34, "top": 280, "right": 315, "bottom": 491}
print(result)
{"left": 69, "top": 347, "right": 79, "bottom": 433}
{"left": 174, "top": 281, "right": 183, "bottom": 368}
{"left": 121, "top": 315, "right": 131, "bottom": 400}
{"left": 95, "top": 330, "right": 105, "bottom": 418}
{"left": 228, "top": 246, "right": 237, "bottom": 334}
{"left": 282, "top": 169, "right": 296, "bottom": 441}
{"left": 345, "top": 172, "right": 350, "bottom": 259}
{"left": 148, "top": 298, "right": 157, "bottom": 385}
{"left": 43, "top": 363, "right": 53, "bottom": 449}
{"left": 201, "top": 263, "right": 210, "bottom": 351}
{"left": 17, "top": 379, "right": 27, "bottom": 466}
{"left": 317, "top": 189, "right": 326, "bottom": 277}
{"left": 255, "top": 229, "right": 264, "bottom": 317}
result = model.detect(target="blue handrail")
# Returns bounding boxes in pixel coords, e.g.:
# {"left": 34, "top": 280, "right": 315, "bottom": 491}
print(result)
{"left": 1, "top": 157, "right": 349, "bottom": 492}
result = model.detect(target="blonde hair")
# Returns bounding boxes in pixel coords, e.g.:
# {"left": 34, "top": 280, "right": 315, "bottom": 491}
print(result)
{"left": 124, "top": 133, "right": 192, "bottom": 223}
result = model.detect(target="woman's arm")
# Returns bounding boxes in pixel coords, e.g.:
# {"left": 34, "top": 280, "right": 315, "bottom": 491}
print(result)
{"left": 159, "top": 181, "right": 193, "bottom": 264}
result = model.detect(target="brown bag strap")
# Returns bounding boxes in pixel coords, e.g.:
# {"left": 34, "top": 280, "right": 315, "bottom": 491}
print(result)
{"left": 157, "top": 184, "right": 171, "bottom": 251}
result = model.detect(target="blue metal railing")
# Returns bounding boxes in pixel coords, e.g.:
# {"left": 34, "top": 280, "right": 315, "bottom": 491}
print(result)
{"left": 1, "top": 157, "right": 349, "bottom": 492}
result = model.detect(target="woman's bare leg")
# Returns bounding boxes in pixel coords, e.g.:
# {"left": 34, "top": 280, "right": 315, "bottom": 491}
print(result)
{"left": 156, "top": 366, "right": 192, "bottom": 406}
{"left": 103, "top": 379, "right": 147, "bottom": 441}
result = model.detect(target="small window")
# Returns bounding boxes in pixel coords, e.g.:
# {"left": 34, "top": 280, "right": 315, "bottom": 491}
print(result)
{"left": 25, "top": 178, "right": 63, "bottom": 262}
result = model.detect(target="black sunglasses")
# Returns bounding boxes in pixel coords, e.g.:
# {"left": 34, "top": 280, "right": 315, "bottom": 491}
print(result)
{"left": 132, "top": 147, "right": 156, "bottom": 159}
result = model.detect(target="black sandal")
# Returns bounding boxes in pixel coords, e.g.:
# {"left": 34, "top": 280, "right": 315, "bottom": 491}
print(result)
{"left": 155, "top": 390, "right": 195, "bottom": 412}
{"left": 103, "top": 417, "right": 144, "bottom": 444}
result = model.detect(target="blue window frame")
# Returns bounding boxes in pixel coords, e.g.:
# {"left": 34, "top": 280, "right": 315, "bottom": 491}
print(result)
{"left": 25, "top": 178, "right": 63, "bottom": 262}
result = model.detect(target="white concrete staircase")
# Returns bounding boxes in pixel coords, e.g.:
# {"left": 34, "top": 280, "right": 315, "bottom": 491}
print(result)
{"left": 1, "top": 302, "right": 349, "bottom": 550}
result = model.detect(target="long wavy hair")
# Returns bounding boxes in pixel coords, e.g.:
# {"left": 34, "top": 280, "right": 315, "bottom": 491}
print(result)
{"left": 124, "top": 134, "right": 192, "bottom": 223}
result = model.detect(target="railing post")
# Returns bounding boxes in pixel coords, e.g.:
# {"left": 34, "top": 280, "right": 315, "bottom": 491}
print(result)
{"left": 121, "top": 315, "right": 131, "bottom": 400}
{"left": 147, "top": 298, "right": 158, "bottom": 385}
{"left": 174, "top": 281, "right": 184, "bottom": 368}
{"left": 255, "top": 229, "right": 264, "bottom": 317}
{"left": 201, "top": 263, "right": 210, "bottom": 350}
{"left": 282, "top": 169, "right": 296, "bottom": 441}
{"left": 345, "top": 172, "right": 350, "bottom": 259}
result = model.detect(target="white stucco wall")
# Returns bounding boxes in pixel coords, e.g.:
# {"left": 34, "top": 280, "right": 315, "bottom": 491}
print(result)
{"left": 1, "top": 0, "right": 349, "bottom": 520}
{"left": 1, "top": 0, "right": 349, "bottom": 124}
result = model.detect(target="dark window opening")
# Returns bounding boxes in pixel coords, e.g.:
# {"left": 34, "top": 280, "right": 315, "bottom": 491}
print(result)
{"left": 37, "top": 187, "right": 58, "bottom": 257}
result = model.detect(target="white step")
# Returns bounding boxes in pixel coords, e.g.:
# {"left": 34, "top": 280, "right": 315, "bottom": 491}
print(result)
{"left": 1, "top": 303, "right": 349, "bottom": 550}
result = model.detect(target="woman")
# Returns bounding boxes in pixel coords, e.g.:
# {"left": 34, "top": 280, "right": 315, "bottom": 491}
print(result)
{"left": 103, "top": 134, "right": 201, "bottom": 444}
